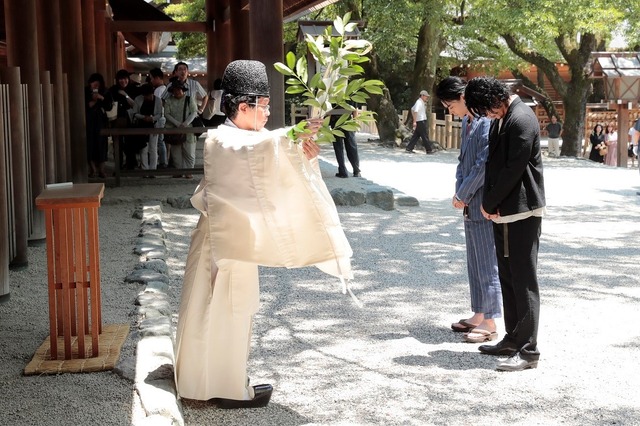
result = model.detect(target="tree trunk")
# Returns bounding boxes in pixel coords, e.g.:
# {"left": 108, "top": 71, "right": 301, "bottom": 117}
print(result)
{"left": 502, "top": 32, "right": 599, "bottom": 158}
{"left": 365, "top": 52, "right": 398, "bottom": 144}
{"left": 410, "top": 16, "right": 445, "bottom": 129}
{"left": 561, "top": 76, "right": 590, "bottom": 156}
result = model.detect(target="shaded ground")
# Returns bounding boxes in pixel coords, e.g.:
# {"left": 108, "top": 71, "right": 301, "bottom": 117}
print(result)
{"left": 2, "top": 137, "right": 639, "bottom": 425}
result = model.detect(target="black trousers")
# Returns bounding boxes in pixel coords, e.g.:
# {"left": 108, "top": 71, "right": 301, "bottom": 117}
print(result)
{"left": 333, "top": 130, "right": 360, "bottom": 176}
{"left": 493, "top": 216, "right": 541, "bottom": 359}
{"left": 407, "top": 120, "right": 433, "bottom": 152}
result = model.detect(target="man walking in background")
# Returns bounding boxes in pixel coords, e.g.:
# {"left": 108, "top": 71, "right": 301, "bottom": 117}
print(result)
{"left": 406, "top": 90, "right": 435, "bottom": 154}
{"left": 464, "top": 76, "right": 546, "bottom": 372}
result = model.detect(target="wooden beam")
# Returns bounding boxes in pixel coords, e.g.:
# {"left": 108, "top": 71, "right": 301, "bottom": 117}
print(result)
{"left": 109, "top": 21, "right": 207, "bottom": 33}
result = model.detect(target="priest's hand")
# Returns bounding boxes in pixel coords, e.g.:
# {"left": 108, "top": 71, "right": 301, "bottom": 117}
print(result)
{"left": 301, "top": 139, "right": 320, "bottom": 159}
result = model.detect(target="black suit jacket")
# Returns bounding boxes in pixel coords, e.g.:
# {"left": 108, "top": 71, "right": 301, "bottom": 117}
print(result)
{"left": 483, "top": 97, "right": 546, "bottom": 216}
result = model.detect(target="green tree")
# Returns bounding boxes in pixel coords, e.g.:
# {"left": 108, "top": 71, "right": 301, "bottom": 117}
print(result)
{"left": 164, "top": 0, "right": 206, "bottom": 59}
{"left": 460, "top": 0, "right": 635, "bottom": 156}
{"left": 327, "top": 0, "right": 456, "bottom": 142}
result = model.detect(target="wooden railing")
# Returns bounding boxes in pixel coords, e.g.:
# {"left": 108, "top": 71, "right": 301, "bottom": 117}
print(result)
{"left": 430, "top": 113, "right": 462, "bottom": 149}
{"left": 99, "top": 127, "right": 213, "bottom": 187}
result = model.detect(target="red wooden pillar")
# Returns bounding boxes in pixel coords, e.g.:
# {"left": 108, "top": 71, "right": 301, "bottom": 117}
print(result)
{"left": 0, "top": 68, "right": 29, "bottom": 269}
{"left": 60, "top": 0, "right": 87, "bottom": 183}
{"left": 94, "top": 0, "right": 109, "bottom": 82}
{"left": 250, "top": 0, "right": 284, "bottom": 128}
{"left": 40, "top": 71, "right": 56, "bottom": 184}
{"left": 5, "top": 0, "right": 46, "bottom": 241}
{"left": 82, "top": 0, "right": 98, "bottom": 79}
{"left": 205, "top": 0, "right": 216, "bottom": 89}
{"left": 38, "top": 0, "right": 68, "bottom": 183}
{"left": 230, "top": 1, "right": 250, "bottom": 61}
{"left": 617, "top": 104, "right": 629, "bottom": 168}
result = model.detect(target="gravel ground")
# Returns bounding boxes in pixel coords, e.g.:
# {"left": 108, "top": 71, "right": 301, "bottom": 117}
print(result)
{"left": 2, "top": 136, "right": 639, "bottom": 425}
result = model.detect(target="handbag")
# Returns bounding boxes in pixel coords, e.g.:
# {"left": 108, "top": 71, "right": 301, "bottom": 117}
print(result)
{"left": 599, "top": 145, "right": 608, "bottom": 156}
{"left": 166, "top": 96, "right": 189, "bottom": 145}
{"left": 106, "top": 101, "right": 118, "bottom": 121}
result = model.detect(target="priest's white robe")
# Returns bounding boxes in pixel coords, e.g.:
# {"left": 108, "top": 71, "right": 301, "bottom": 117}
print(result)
{"left": 174, "top": 124, "right": 353, "bottom": 401}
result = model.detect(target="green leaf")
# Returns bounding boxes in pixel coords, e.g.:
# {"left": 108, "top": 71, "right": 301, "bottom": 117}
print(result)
{"left": 331, "top": 129, "right": 345, "bottom": 138}
{"left": 334, "top": 16, "right": 345, "bottom": 36}
{"left": 285, "top": 86, "right": 307, "bottom": 94}
{"left": 335, "top": 113, "right": 350, "bottom": 127}
{"left": 295, "top": 57, "right": 306, "bottom": 80}
{"left": 286, "top": 51, "right": 296, "bottom": 70}
{"left": 351, "top": 94, "right": 368, "bottom": 103}
{"left": 343, "top": 53, "right": 361, "bottom": 61}
{"left": 346, "top": 79, "right": 364, "bottom": 95}
{"left": 364, "top": 85, "right": 384, "bottom": 95}
{"left": 339, "top": 67, "right": 362, "bottom": 76}
{"left": 340, "top": 124, "right": 360, "bottom": 132}
{"left": 344, "top": 22, "right": 357, "bottom": 33}
{"left": 274, "top": 62, "right": 294, "bottom": 76}
{"left": 342, "top": 12, "right": 352, "bottom": 27}
{"left": 310, "top": 72, "right": 322, "bottom": 89}
{"left": 338, "top": 102, "right": 356, "bottom": 111}
{"left": 302, "top": 98, "right": 322, "bottom": 108}
{"left": 362, "top": 79, "right": 385, "bottom": 87}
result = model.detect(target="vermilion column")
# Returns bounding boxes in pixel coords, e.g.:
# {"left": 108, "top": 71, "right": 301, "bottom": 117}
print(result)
{"left": 60, "top": 0, "right": 87, "bottom": 183}
{"left": 38, "top": 0, "right": 68, "bottom": 182}
{"left": 231, "top": 1, "right": 250, "bottom": 61}
{"left": 82, "top": 0, "right": 98, "bottom": 78}
{"left": 40, "top": 71, "right": 56, "bottom": 184}
{"left": 94, "top": 0, "right": 109, "bottom": 81}
{"left": 250, "top": 0, "right": 284, "bottom": 128}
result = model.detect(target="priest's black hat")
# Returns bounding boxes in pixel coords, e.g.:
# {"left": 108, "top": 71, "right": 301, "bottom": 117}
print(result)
{"left": 221, "top": 60, "right": 270, "bottom": 97}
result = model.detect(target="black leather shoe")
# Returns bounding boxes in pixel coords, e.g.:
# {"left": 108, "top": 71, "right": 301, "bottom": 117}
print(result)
{"left": 353, "top": 171, "right": 361, "bottom": 177}
{"left": 496, "top": 352, "right": 539, "bottom": 371}
{"left": 213, "top": 384, "right": 273, "bottom": 409}
{"left": 335, "top": 172, "right": 348, "bottom": 178}
{"left": 478, "top": 339, "right": 518, "bottom": 356}
{"left": 405, "top": 149, "right": 416, "bottom": 154}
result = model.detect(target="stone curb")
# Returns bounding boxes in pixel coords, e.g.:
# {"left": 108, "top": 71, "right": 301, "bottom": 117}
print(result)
{"left": 127, "top": 202, "right": 184, "bottom": 426}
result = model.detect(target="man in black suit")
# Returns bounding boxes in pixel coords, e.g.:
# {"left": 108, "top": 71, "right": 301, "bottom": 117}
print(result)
{"left": 464, "top": 77, "right": 546, "bottom": 371}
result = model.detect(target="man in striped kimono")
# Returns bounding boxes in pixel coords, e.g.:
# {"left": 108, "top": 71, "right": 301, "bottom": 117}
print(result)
{"left": 436, "top": 77, "right": 502, "bottom": 343}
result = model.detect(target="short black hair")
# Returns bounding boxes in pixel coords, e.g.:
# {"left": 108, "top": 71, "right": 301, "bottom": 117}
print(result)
{"left": 115, "top": 69, "right": 131, "bottom": 80}
{"left": 149, "top": 68, "right": 164, "bottom": 79}
{"left": 88, "top": 73, "right": 105, "bottom": 88}
{"left": 174, "top": 62, "right": 189, "bottom": 72}
{"left": 222, "top": 93, "right": 258, "bottom": 119}
{"left": 436, "top": 76, "right": 467, "bottom": 102}
{"left": 464, "top": 77, "right": 510, "bottom": 117}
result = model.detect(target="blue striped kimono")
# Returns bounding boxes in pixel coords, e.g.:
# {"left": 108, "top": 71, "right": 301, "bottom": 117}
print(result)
{"left": 454, "top": 115, "right": 502, "bottom": 317}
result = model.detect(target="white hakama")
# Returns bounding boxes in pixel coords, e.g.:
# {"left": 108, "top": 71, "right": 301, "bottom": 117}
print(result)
{"left": 174, "top": 125, "right": 353, "bottom": 400}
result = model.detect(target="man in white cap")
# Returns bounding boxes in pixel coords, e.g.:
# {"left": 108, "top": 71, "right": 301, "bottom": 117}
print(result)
{"left": 174, "top": 60, "right": 354, "bottom": 408}
{"left": 406, "top": 89, "right": 435, "bottom": 154}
